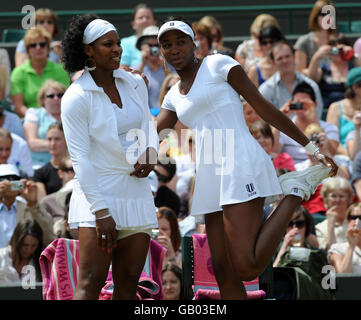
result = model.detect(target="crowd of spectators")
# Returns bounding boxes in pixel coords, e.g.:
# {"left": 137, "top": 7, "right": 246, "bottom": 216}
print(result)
{"left": 1, "top": 0, "right": 361, "bottom": 300}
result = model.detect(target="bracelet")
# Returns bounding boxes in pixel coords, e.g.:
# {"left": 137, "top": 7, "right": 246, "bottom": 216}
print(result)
{"left": 95, "top": 213, "right": 111, "bottom": 220}
{"left": 305, "top": 141, "right": 320, "bottom": 156}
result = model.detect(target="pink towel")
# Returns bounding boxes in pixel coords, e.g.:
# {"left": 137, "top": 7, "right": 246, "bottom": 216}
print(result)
{"left": 192, "top": 234, "right": 263, "bottom": 296}
{"left": 40, "top": 238, "right": 166, "bottom": 300}
{"left": 193, "top": 288, "right": 266, "bottom": 300}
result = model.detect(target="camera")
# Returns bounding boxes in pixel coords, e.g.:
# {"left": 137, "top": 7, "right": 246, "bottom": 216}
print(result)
{"left": 330, "top": 47, "right": 340, "bottom": 55}
{"left": 289, "top": 102, "right": 303, "bottom": 110}
{"left": 310, "top": 133, "right": 320, "bottom": 145}
{"left": 149, "top": 45, "right": 160, "bottom": 56}
{"left": 151, "top": 228, "right": 159, "bottom": 240}
{"left": 10, "top": 180, "right": 24, "bottom": 191}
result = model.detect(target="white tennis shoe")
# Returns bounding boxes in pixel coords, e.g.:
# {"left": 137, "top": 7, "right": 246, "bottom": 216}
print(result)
{"left": 278, "top": 164, "right": 332, "bottom": 201}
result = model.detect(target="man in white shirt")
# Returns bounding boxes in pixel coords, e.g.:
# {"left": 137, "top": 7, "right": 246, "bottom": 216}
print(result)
{"left": 259, "top": 40, "right": 324, "bottom": 119}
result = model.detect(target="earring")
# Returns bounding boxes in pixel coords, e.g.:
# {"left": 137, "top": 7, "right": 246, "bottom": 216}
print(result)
{"left": 84, "top": 57, "right": 96, "bottom": 71}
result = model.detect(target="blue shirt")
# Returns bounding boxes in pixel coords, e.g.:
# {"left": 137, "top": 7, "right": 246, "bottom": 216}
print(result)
{"left": 259, "top": 71, "right": 324, "bottom": 119}
{"left": 0, "top": 201, "right": 17, "bottom": 248}
{"left": 3, "top": 110, "right": 24, "bottom": 139}
{"left": 120, "top": 35, "right": 141, "bottom": 67}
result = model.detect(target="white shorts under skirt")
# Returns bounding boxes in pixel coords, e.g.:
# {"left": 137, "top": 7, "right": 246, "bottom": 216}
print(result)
{"left": 70, "top": 221, "right": 152, "bottom": 240}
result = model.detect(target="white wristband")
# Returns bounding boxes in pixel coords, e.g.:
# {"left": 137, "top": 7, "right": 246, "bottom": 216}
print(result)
{"left": 96, "top": 213, "right": 111, "bottom": 220}
{"left": 305, "top": 141, "right": 320, "bottom": 156}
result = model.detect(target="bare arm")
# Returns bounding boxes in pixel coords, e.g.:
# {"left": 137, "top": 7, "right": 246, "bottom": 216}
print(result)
{"left": 156, "top": 108, "right": 179, "bottom": 139}
{"left": 228, "top": 65, "right": 309, "bottom": 147}
{"left": 14, "top": 51, "right": 27, "bottom": 67}
{"left": 247, "top": 64, "right": 259, "bottom": 87}
{"left": 303, "top": 46, "right": 330, "bottom": 83}
{"left": 326, "top": 102, "right": 341, "bottom": 128}
{"left": 11, "top": 94, "right": 28, "bottom": 118}
{"left": 23, "top": 122, "right": 49, "bottom": 152}
{"left": 294, "top": 50, "right": 308, "bottom": 73}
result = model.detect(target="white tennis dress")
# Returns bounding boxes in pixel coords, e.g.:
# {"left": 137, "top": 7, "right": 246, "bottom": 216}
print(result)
{"left": 162, "top": 54, "right": 282, "bottom": 216}
{"left": 61, "top": 69, "right": 158, "bottom": 230}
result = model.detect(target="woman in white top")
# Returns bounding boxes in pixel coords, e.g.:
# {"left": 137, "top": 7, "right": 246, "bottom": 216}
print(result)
{"left": 156, "top": 16, "right": 338, "bottom": 299}
{"left": 328, "top": 202, "right": 361, "bottom": 273}
{"left": 61, "top": 15, "right": 158, "bottom": 300}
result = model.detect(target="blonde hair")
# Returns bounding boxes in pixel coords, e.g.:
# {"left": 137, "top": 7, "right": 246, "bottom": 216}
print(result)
{"left": 308, "top": 0, "right": 336, "bottom": 32}
{"left": 199, "top": 15, "right": 223, "bottom": 45}
{"left": 321, "top": 177, "right": 353, "bottom": 208}
{"left": 37, "top": 79, "right": 67, "bottom": 106}
{"left": 250, "top": 14, "right": 280, "bottom": 38}
{"left": 24, "top": 27, "right": 52, "bottom": 53}
{"left": 35, "top": 8, "right": 59, "bottom": 37}
{"left": 158, "top": 73, "right": 180, "bottom": 106}
{"left": 304, "top": 123, "right": 324, "bottom": 138}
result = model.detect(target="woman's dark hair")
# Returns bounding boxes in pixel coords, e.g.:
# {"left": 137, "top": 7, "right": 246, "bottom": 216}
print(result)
{"left": 258, "top": 25, "right": 285, "bottom": 43}
{"left": 61, "top": 14, "right": 99, "bottom": 73}
{"left": 10, "top": 219, "right": 43, "bottom": 282}
{"left": 157, "top": 206, "right": 181, "bottom": 252}
{"left": 292, "top": 81, "right": 316, "bottom": 102}
{"left": 161, "top": 263, "right": 183, "bottom": 299}
{"left": 293, "top": 205, "right": 313, "bottom": 238}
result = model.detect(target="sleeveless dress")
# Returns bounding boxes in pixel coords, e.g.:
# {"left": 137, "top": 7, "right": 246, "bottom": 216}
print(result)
{"left": 162, "top": 54, "right": 282, "bottom": 216}
{"left": 338, "top": 101, "right": 354, "bottom": 147}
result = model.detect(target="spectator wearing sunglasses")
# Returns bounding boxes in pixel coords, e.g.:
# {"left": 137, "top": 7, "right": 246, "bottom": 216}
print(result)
{"left": 273, "top": 205, "right": 319, "bottom": 267}
{"left": 247, "top": 26, "right": 285, "bottom": 87}
{"left": 24, "top": 80, "right": 66, "bottom": 169}
{"left": 10, "top": 28, "right": 69, "bottom": 118}
{"left": 273, "top": 205, "right": 333, "bottom": 299}
{"left": 328, "top": 202, "right": 361, "bottom": 273}
{"left": 15, "top": 8, "right": 61, "bottom": 67}
{"left": 316, "top": 177, "right": 354, "bottom": 251}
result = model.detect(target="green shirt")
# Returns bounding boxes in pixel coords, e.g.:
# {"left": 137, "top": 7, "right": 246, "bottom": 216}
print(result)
{"left": 10, "top": 60, "right": 70, "bottom": 108}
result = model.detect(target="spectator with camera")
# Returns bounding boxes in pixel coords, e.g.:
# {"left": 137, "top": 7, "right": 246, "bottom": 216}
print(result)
{"left": 259, "top": 40, "right": 324, "bottom": 119}
{"left": 135, "top": 25, "right": 172, "bottom": 111}
{"left": 304, "top": 33, "right": 355, "bottom": 112}
{"left": 0, "top": 163, "right": 55, "bottom": 249}
{"left": 272, "top": 81, "right": 339, "bottom": 164}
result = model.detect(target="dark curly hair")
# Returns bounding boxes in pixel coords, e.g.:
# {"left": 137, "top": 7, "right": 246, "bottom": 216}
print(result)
{"left": 61, "top": 14, "right": 99, "bottom": 73}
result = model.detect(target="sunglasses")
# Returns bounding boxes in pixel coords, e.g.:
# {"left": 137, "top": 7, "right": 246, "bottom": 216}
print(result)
{"left": 45, "top": 93, "right": 64, "bottom": 99}
{"left": 28, "top": 41, "right": 48, "bottom": 49}
{"left": 260, "top": 40, "right": 275, "bottom": 46}
{"left": 0, "top": 175, "right": 21, "bottom": 182}
{"left": 36, "top": 20, "right": 54, "bottom": 25}
{"left": 61, "top": 167, "right": 74, "bottom": 173}
{"left": 153, "top": 169, "right": 169, "bottom": 183}
{"left": 288, "top": 220, "right": 306, "bottom": 229}
{"left": 319, "top": 12, "right": 328, "bottom": 17}
{"left": 348, "top": 215, "right": 361, "bottom": 221}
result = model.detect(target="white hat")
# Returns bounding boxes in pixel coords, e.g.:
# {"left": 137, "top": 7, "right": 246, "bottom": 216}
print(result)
{"left": 83, "top": 19, "right": 117, "bottom": 45}
{"left": 56, "top": 179, "right": 75, "bottom": 209}
{"left": 136, "top": 25, "right": 159, "bottom": 50}
{"left": 0, "top": 164, "right": 20, "bottom": 177}
{"left": 157, "top": 20, "right": 194, "bottom": 42}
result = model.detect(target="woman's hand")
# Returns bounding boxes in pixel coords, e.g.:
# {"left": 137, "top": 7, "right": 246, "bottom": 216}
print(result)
{"left": 346, "top": 223, "right": 360, "bottom": 248}
{"left": 156, "top": 234, "right": 176, "bottom": 258}
{"left": 21, "top": 180, "right": 37, "bottom": 207}
{"left": 95, "top": 209, "right": 117, "bottom": 254}
{"left": 282, "top": 228, "right": 300, "bottom": 249}
{"left": 130, "top": 147, "right": 157, "bottom": 178}
{"left": 119, "top": 65, "right": 149, "bottom": 87}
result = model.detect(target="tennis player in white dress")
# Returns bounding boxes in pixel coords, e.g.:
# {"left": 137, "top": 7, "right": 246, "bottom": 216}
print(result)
{"left": 156, "top": 17, "right": 338, "bottom": 299}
